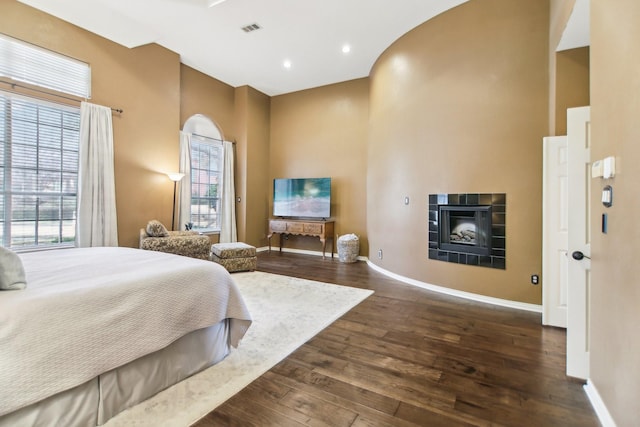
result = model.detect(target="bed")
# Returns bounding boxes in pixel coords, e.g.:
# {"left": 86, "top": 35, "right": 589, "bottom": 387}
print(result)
{"left": 0, "top": 247, "right": 252, "bottom": 427}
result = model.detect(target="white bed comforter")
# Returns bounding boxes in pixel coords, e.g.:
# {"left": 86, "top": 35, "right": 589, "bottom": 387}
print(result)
{"left": 0, "top": 247, "right": 252, "bottom": 417}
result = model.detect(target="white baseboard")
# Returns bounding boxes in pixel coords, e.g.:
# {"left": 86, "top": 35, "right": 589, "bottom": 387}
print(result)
{"left": 256, "top": 248, "right": 540, "bottom": 312}
{"left": 584, "top": 379, "right": 617, "bottom": 427}
{"left": 366, "top": 260, "right": 542, "bottom": 313}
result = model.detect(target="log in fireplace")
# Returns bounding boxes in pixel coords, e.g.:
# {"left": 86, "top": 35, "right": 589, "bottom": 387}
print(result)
{"left": 428, "top": 193, "right": 506, "bottom": 269}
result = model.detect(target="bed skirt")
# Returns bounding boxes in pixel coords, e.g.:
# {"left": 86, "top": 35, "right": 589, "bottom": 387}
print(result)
{"left": 0, "top": 320, "right": 231, "bottom": 427}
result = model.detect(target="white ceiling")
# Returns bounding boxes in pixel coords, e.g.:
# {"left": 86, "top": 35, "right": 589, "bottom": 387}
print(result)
{"left": 557, "top": 0, "right": 590, "bottom": 52}
{"left": 18, "top": 0, "right": 589, "bottom": 96}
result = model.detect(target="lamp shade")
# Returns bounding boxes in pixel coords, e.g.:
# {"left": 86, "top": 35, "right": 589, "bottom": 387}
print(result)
{"left": 167, "top": 172, "right": 185, "bottom": 182}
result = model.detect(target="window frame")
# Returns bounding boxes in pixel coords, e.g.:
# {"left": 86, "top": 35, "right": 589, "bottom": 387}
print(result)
{"left": 189, "top": 134, "right": 224, "bottom": 233}
{"left": 0, "top": 91, "right": 80, "bottom": 250}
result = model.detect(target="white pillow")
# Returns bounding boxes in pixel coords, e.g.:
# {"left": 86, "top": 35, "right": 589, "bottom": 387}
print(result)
{"left": 0, "top": 246, "right": 27, "bottom": 290}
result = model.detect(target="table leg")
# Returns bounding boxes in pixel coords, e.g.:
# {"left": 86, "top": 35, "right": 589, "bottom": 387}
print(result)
{"left": 320, "top": 238, "right": 326, "bottom": 259}
{"left": 331, "top": 236, "right": 334, "bottom": 258}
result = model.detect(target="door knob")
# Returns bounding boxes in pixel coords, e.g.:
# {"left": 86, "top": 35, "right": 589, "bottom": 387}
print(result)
{"left": 572, "top": 251, "right": 591, "bottom": 260}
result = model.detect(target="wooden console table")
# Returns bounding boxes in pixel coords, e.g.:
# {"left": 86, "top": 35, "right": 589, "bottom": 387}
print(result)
{"left": 268, "top": 219, "right": 334, "bottom": 259}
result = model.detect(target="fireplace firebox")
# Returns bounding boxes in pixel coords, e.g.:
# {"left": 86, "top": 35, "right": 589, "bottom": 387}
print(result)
{"left": 428, "top": 193, "right": 506, "bottom": 269}
{"left": 439, "top": 205, "right": 491, "bottom": 255}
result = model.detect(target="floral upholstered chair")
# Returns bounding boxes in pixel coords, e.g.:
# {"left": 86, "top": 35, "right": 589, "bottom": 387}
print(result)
{"left": 139, "top": 220, "right": 211, "bottom": 260}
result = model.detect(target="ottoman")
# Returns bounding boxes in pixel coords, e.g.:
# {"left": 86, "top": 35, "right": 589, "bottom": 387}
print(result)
{"left": 210, "top": 242, "right": 257, "bottom": 273}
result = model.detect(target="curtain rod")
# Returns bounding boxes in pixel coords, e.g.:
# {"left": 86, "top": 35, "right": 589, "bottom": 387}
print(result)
{"left": 0, "top": 80, "right": 123, "bottom": 113}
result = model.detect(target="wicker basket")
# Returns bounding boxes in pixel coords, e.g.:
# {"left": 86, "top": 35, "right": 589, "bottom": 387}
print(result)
{"left": 337, "top": 234, "right": 360, "bottom": 263}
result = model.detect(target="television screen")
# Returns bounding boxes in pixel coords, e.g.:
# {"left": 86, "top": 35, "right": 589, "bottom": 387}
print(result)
{"left": 273, "top": 177, "right": 331, "bottom": 219}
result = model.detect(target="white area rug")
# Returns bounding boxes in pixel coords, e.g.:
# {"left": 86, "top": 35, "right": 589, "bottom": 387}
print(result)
{"left": 105, "top": 271, "right": 373, "bottom": 426}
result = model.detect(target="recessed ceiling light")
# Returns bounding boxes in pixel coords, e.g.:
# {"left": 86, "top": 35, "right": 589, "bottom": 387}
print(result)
{"left": 342, "top": 44, "right": 351, "bottom": 54}
{"left": 283, "top": 60, "right": 292, "bottom": 69}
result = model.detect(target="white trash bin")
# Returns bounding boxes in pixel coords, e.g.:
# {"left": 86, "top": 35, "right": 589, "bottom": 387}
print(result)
{"left": 337, "top": 234, "right": 360, "bottom": 263}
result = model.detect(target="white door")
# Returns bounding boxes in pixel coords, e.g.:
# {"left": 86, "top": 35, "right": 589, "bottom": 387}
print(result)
{"left": 542, "top": 136, "right": 569, "bottom": 328}
{"left": 566, "top": 106, "right": 591, "bottom": 380}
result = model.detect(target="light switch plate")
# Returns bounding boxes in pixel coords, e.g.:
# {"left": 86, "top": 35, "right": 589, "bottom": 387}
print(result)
{"left": 603, "top": 156, "right": 616, "bottom": 179}
{"left": 591, "top": 160, "right": 603, "bottom": 178}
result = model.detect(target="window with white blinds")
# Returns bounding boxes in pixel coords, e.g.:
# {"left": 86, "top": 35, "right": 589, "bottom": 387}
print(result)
{"left": 0, "top": 92, "right": 80, "bottom": 248}
{"left": 0, "top": 34, "right": 91, "bottom": 99}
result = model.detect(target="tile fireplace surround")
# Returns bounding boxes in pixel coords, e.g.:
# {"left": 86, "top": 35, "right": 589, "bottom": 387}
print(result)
{"left": 428, "top": 193, "right": 506, "bottom": 270}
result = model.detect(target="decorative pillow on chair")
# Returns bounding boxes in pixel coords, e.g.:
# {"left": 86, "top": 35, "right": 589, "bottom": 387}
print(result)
{"left": 146, "top": 220, "right": 170, "bottom": 237}
{"left": 0, "top": 246, "right": 27, "bottom": 290}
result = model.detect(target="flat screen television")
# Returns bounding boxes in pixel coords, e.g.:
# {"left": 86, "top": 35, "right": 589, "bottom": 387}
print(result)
{"left": 273, "top": 177, "right": 331, "bottom": 219}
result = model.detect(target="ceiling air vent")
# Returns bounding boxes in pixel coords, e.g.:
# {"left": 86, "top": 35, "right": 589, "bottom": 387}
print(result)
{"left": 241, "top": 23, "right": 261, "bottom": 33}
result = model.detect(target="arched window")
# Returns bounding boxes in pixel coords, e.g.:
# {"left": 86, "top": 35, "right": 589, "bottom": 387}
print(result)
{"left": 182, "top": 115, "right": 224, "bottom": 232}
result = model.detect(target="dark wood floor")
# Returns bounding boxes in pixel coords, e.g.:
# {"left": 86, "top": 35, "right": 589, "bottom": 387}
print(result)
{"left": 194, "top": 252, "right": 599, "bottom": 427}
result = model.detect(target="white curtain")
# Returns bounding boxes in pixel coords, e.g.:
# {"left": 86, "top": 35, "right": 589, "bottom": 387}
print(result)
{"left": 76, "top": 101, "right": 118, "bottom": 247}
{"left": 178, "top": 131, "right": 192, "bottom": 231}
{"left": 219, "top": 140, "right": 237, "bottom": 243}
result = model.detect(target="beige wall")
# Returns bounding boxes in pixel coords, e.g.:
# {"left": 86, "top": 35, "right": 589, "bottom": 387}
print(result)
{"left": 590, "top": 0, "right": 640, "bottom": 424}
{"left": 367, "top": 0, "right": 549, "bottom": 304}
{"left": 1, "top": 1, "right": 554, "bottom": 301}
{"left": 1, "top": 1, "right": 271, "bottom": 248}
{"left": 7, "top": 0, "right": 639, "bottom": 422}
{"left": 549, "top": 0, "right": 577, "bottom": 135}
{"left": 555, "top": 47, "right": 590, "bottom": 135}
{"left": 177, "top": 67, "right": 272, "bottom": 250}
{"left": 236, "top": 86, "right": 271, "bottom": 247}
{"left": 180, "top": 65, "right": 236, "bottom": 141}
{"left": 0, "top": 0, "right": 182, "bottom": 248}
{"left": 270, "top": 79, "right": 369, "bottom": 255}
{"left": 179, "top": 64, "right": 238, "bottom": 244}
